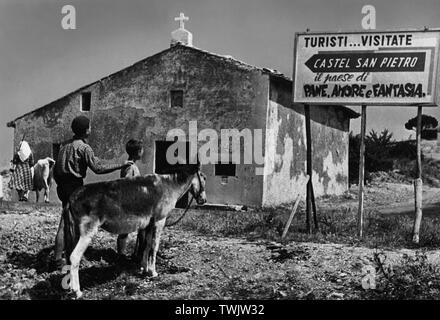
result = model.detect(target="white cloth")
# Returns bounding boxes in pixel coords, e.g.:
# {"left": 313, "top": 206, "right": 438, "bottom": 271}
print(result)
{"left": 17, "top": 141, "right": 32, "bottom": 162}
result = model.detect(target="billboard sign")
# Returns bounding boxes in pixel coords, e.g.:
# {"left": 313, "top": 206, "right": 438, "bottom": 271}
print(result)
{"left": 293, "top": 30, "right": 440, "bottom": 106}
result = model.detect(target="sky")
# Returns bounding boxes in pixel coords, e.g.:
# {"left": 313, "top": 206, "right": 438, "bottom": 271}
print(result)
{"left": 1, "top": 0, "right": 440, "bottom": 168}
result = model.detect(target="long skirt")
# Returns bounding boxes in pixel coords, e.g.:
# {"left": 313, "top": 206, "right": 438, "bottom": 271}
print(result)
{"left": 8, "top": 162, "right": 33, "bottom": 191}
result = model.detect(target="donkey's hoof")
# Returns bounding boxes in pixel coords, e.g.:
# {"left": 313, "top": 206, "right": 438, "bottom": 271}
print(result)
{"left": 146, "top": 270, "right": 158, "bottom": 278}
{"left": 65, "top": 289, "right": 82, "bottom": 300}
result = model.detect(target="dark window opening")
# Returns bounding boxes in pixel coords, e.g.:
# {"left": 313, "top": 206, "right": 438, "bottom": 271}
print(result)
{"left": 155, "top": 140, "right": 191, "bottom": 208}
{"left": 170, "top": 90, "right": 183, "bottom": 108}
{"left": 215, "top": 163, "right": 236, "bottom": 177}
{"left": 154, "top": 140, "right": 191, "bottom": 174}
{"left": 81, "top": 92, "right": 91, "bottom": 111}
{"left": 52, "top": 143, "right": 61, "bottom": 161}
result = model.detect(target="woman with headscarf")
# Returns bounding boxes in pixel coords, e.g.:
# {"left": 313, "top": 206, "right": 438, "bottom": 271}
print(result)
{"left": 9, "top": 140, "right": 34, "bottom": 201}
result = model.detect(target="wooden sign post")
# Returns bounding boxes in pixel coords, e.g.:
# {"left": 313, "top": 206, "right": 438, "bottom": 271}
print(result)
{"left": 305, "top": 104, "right": 318, "bottom": 234}
{"left": 357, "top": 105, "right": 367, "bottom": 237}
{"left": 0, "top": 175, "right": 3, "bottom": 206}
{"left": 412, "top": 106, "right": 423, "bottom": 243}
{"left": 282, "top": 175, "right": 310, "bottom": 239}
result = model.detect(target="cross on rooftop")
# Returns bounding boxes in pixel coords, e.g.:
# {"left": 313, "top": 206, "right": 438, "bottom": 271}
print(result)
{"left": 175, "top": 12, "right": 189, "bottom": 29}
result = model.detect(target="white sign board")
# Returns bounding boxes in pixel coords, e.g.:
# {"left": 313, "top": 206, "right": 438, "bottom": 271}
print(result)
{"left": 293, "top": 30, "right": 440, "bottom": 106}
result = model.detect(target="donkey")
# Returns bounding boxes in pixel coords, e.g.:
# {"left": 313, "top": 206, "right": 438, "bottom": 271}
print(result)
{"left": 32, "top": 157, "right": 55, "bottom": 203}
{"left": 63, "top": 164, "right": 206, "bottom": 298}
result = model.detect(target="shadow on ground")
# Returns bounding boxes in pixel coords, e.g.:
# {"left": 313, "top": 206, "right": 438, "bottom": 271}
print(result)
{"left": 26, "top": 264, "right": 130, "bottom": 300}
{"left": 12, "top": 245, "right": 190, "bottom": 299}
{"left": 6, "top": 246, "right": 128, "bottom": 274}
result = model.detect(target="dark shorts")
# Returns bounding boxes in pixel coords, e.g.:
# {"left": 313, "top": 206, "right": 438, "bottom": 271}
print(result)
{"left": 56, "top": 180, "right": 83, "bottom": 206}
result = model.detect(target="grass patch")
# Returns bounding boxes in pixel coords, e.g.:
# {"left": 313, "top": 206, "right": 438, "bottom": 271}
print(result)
{"left": 362, "top": 251, "right": 440, "bottom": 299}
{"left": 177, "top": 206, "right": 440, "bottom": 250}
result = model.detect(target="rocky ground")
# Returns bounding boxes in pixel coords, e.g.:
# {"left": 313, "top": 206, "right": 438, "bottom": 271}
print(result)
{"left": 1, "top": 181, "right": 440, "bottom": 300}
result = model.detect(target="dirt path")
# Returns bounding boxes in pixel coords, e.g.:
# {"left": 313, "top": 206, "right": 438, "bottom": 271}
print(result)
{"left": 1, "top": 203, "right": 440, "bottom": 300}
{"left": 377, "top": 186, "right": 440, "bottom": 216}
{"left": 317, "top": 183, "right": 440, "bottom": 217}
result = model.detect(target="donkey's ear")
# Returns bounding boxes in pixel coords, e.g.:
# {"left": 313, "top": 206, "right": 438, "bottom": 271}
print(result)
{"left": 189, "top": 164, "right": 199, "bottom": 174}
{"left": 184, "top": 162, "right": 199, "bottom": 175}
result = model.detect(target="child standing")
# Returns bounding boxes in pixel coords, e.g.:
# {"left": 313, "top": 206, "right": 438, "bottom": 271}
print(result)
{"left": 117, "top": 139, "right": 144, "bottom": 257}
{"left": 119, "top": 139, "right": 143, "bottom": 179}
{"left": 53, "top": 115, "right": 132, "bottom": 269}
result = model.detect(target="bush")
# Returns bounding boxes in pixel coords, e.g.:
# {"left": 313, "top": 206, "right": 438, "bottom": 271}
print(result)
{"left": 389, "top": 140, "right": 416, "bottom": 159}
{"left": 370, "top": 251, "right": 440, "bottom": 299}
{"left": 421, "top": 129, "right": 438, "bottom": 140}
{"left": 349, "top": 129, "right": 396, "bottom": 184}
{"left": 393, "top": 157, "right": 440, "bottom": 186}
{"left": 365, "top": 129, "right": 394, "bottom": 172}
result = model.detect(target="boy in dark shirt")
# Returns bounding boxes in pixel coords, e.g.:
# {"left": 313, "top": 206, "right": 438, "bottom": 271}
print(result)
{"left": 53, "top": 115, "right": 132, "bottom": 268}
{"left": 117, "top": 139, "right": 143, "bottom": 257}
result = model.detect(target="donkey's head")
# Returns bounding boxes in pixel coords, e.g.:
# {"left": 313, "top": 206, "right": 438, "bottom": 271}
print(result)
{"left": 173, "top": 154, "right": 207, "bottom": 205}
{"left": 189, "top": 169, "right": 207, "bottom": 205}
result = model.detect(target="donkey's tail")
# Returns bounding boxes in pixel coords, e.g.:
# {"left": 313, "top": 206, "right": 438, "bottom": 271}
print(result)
{"left": 63, "top": 202, "right": 77, "bottom": 262}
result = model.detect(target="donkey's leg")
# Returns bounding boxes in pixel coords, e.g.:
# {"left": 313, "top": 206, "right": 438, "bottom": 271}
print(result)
{"left": 43, "top": 179, "right": 50, "bottom": 203}
{"left": 69, "top": 222, "right": 98, "bottom": 298}
{"left": 35, "top": 190, "right": 39, "bottom": 203}
{"left": 149, "top": 219, "right": 166, "bottom": 277}
{"left": 141, "top": 218, "right": 166, "bottom": 277}
{"left": 117, "top": 234, "right": 128, "bottom": 255}
{"left": 140, "top": 223, "right": 153, "bottom": 274}
{"left": 133, "top": 228, "right": 147, "bottom": 262}
{"left": 44, "top": 188, "right": 49, "bottom": 203}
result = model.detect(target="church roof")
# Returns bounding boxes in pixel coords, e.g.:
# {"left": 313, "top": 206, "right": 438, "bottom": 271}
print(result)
{"left": 7, "top": 43, "right": 358, "bottom": 126}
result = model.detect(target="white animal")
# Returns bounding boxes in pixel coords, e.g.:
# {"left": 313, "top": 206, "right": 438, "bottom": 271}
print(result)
{"left": 32, "top": 157, "right": 55, "bottom": 203}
